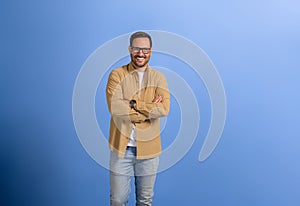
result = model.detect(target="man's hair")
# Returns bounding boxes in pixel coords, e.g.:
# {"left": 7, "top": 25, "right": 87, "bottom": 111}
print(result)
{"left": 130, "top": 31, "right": 152, "bottom": 48}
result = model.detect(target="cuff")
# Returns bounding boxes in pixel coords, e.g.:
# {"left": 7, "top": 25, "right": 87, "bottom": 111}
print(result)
{"left": 136, "top": 100, "right": 146, "bottom": 111}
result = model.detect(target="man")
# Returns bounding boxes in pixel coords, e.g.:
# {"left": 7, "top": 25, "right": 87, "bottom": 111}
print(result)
{"left": 106, "top": 31, "right": 170, "bottom": 206}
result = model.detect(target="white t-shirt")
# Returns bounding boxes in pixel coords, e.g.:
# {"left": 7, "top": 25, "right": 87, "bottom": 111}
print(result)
{"left": 127, "top": 71, "right": 144, "bottom": 147}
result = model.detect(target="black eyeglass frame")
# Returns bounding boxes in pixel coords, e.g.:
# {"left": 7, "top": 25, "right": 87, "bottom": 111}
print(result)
{"left": 130, "top": 47, "right": 152, "bottom": 54}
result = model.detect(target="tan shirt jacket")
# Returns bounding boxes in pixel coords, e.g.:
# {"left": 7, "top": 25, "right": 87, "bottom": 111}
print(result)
{"left": 106, "top": 62, "right": 170, "bottom": 159}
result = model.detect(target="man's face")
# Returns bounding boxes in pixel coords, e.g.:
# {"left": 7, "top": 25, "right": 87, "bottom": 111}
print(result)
{"left": 129, "top": 37, "right": 152, "bottom": 68}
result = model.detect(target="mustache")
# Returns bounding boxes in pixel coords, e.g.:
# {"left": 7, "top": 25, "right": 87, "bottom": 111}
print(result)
{"left": 134, "top": 54, "right": 145, "bottom": 58}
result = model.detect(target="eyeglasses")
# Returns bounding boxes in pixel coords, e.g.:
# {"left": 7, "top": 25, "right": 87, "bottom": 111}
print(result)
{"left": 130, "top": 47, "right": 151, "bottom": 54}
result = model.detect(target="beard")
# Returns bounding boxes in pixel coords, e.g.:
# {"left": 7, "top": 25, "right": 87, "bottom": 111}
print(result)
{"left": 130, "top": 53, "right": 150, "bottom": 68}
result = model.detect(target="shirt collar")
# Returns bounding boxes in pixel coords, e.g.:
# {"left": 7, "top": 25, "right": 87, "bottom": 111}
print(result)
{"left": 127, "top": 62, "right": 150, "bottom": 73}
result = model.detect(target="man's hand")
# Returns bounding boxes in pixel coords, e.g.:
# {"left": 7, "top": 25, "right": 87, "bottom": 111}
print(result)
{"left": 152, "top": 96, "right": 163, "bottom": 103}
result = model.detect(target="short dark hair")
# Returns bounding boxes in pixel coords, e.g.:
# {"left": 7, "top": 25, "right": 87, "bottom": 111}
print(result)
{"left": 130, "top": 31, "right": 152, "bottom": 48}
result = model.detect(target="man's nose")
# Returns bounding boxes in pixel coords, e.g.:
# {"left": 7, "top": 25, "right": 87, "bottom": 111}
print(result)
{"left": 137, "top": 49, "right": 144, "bottom": 54}
{"left": 136, "top": 50, "right": 145, "bottom": 56}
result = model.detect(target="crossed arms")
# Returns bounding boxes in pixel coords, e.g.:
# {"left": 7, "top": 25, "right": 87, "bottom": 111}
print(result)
{"left": 106, "top": 70, "right": 170, "bottom": 123}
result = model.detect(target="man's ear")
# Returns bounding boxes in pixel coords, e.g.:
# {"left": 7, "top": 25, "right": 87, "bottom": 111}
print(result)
{"left": 128, "top": 46, "right": 131, "bottom": 53}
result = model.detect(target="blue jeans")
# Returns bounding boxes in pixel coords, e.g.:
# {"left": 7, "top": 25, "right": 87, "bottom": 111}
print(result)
{"left": 110, "top": 147, "right": 159, "bottom": 206}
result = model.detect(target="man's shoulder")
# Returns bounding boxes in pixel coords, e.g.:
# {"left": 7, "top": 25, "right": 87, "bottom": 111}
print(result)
{"left": 148, "top": 66, "right": 166, "bottom": 79}
{"left": 111, "top": 65, "right": 128, "bottom": 74}
{"left": 108, "top": 65, "right": 130, "bottom": 79}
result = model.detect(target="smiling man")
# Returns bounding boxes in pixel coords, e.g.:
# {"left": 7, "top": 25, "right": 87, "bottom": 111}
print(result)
{"left": 106, "top": 31, "right": 170, "bottom": 206}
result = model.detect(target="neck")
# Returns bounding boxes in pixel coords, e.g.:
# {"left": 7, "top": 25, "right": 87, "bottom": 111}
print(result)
{"left": 132, "top": 63, "right": 147, "bottom": 72}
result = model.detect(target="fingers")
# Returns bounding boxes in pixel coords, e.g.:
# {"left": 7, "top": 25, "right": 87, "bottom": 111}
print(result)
{"left": 153, "top": 96, "right": 163, "bottom": 103}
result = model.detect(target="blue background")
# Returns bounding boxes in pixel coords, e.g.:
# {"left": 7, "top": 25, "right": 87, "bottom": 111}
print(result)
{"left": 1, "top": 0, "right": 300, "bottom": 205}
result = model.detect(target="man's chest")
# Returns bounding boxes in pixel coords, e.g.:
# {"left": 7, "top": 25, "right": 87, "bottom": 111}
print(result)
{"left": 120, "top": 74, "right": 158, "bottom": 101}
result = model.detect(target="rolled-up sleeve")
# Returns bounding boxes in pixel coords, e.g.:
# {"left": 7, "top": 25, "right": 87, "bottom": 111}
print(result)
{"left": 106, "top": 70, "right": 148, "bottom": 122}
